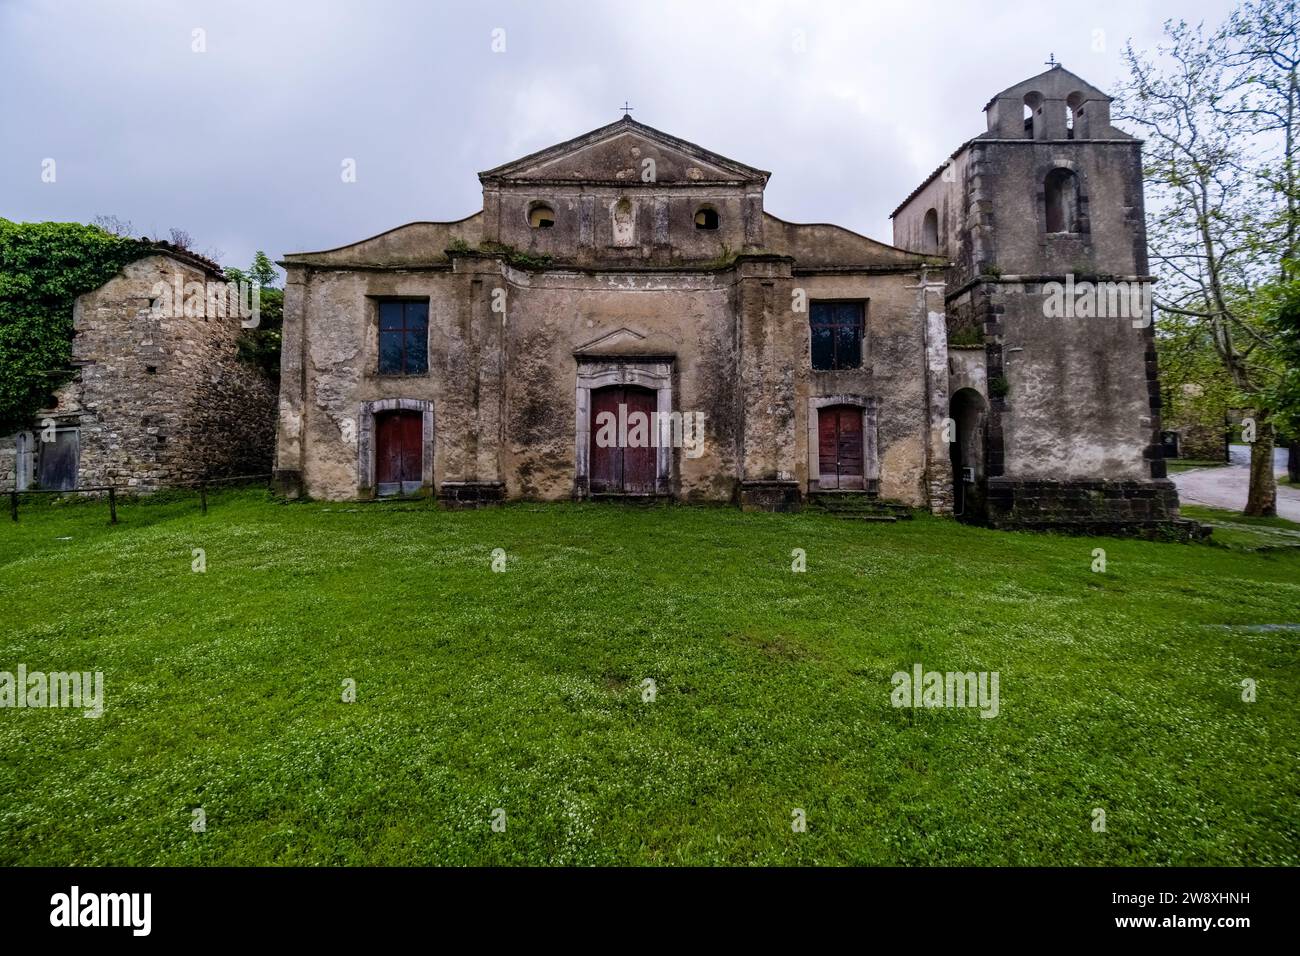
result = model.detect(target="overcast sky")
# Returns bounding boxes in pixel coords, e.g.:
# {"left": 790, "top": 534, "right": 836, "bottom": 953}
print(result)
{"left": 1, "top": 0, "right": 1238, "bottom": 272}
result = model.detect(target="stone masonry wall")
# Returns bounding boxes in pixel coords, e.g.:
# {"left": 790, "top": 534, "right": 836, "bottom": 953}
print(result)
{"left": 3, "top": 253, "right": 276, "bottom": 492}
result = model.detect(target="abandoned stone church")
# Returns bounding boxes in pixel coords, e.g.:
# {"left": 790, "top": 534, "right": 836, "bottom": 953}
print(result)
{"left": 274, "top": 65, "right": 1183, "bottom": 532}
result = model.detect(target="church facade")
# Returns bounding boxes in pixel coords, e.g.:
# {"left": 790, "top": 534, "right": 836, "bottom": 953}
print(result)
{"left": 274, "top": 66, "right": 1188, "bottom": 533}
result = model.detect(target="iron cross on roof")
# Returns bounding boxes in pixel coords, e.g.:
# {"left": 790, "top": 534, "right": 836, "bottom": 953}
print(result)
{"left": 1045, "top": 53, "right": 1059, "bottom": 68}
{"left": 620, "top": 101, "right": 634, "bottom": 117}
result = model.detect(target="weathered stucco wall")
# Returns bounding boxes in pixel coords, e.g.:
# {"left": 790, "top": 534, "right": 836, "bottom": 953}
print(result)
{"left": 891, "top": 150, "right": 969, "bottom": 259}
{"left": 796, "top": 271, "right": 935, "bottom": 503}
{"left": 276, "top": 115, "right": 946, "bottom": 509}
{"left": 278, "top": 252, "right": 940, "bottom": 507}
{"left": 971, "top": 139, "right": 1147, "bottom": 280}
{"left": 489, "top": 185, "right": 754, "bottom": 266}
{"left": 996, "top": 286, "right": 1151, "bottom": 480}
{"left": 292, "top": 218, "right": 483, "bottom": 268}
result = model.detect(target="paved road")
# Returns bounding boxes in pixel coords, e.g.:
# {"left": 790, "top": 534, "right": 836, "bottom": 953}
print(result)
{"left": 1172, "top": 445, "right": 1300, "bottom": 521}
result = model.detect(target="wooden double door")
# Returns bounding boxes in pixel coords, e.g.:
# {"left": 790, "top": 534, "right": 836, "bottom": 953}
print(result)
{"left": 818, "top": 405, "right": 864, "bottom": 490}
{"left": 590, "top": 385, "right": 657, "bottom": 495}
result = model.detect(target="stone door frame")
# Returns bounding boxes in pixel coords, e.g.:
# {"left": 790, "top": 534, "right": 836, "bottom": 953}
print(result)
{"left": 356, "top": 398, "right": 434, "bottom": 496}
{"left": 574, "top": 357, "right": 673, "bottom": 497}
{"left": 14, "top": 431, "right": 34, "bottom": 491}
{"left": 807, "top": 394, "right": 879, "bottom": 494}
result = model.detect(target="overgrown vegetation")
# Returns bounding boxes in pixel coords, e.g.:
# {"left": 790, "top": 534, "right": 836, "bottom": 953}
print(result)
{"left": 482, "top": 241, "right": 555, "bottom": 270}
{"left": 948, "top": 323, "right": 984, "bottom": 347}
{"left": 1, "top": 494, "right": 1295, "bottom": 865}
{"left": 700, "top": 243, "right": 739, "bottom": 270}
{"left": 447, "top": 239, "right": 554, "bottom": 270}
{"left": 225, "top": 251, "right": 283, "bottom": 381}
{"left": 1165, "top": 458, "right": 1231, "bottom": 473}
{"left": 0, "top": 219, "right": 150, "bottom": 434}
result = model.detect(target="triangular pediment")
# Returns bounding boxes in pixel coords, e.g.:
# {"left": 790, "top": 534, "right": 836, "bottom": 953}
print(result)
{"left": 984, "top": 66, "right": 1111, "bottom": 109}
{"left": 573, "top": 326, "right": 648, "bottom": 354}
{"left": 479, "top": 117, "right": 769, "bottom": 186}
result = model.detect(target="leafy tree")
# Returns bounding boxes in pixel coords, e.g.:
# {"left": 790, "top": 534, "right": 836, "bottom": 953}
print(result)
{"left": 90, "top": 214, "right": 134, "bottom": 238}
{"left": 226, "top": 250, "right": 283, "bottom": 381}
{"left": 0, "top": 219, "right": 150, "bottom": 435}
{"left": 1259, "top": 265, "right": 1300, "bottom": 477}
{"left": 1158, "top": 308, "right": 1238, "bottom": 453}
{"left": 1117, "top": 0, "right": 1298, "bottom": 515}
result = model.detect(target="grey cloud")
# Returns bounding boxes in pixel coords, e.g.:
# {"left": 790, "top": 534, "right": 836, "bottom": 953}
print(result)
{"left": 0, "top": 0, "right": 1236, "bottom": 270}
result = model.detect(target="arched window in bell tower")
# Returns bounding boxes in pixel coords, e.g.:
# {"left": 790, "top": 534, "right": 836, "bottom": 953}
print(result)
{"left": 1067, "top": 92, "right": 1085, "bottom": 139}
{"left": 1023, "top": 91, "right": 1042, "bottom": 138}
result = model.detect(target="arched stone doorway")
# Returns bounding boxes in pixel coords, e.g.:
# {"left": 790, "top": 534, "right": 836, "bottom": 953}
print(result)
{"left": 949, "top": 388, "right": 988, "bottom": 522}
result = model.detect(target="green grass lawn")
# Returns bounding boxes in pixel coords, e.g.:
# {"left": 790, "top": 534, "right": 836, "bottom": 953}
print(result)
{"left": 1, "top": 489, "right": 1297, "bottom": 866}
{"left": 1165, "top": 459, "right": 1229, "bottom": 473}
{"left": 1181, "top": 504, "right": 1300, "bottom": 552}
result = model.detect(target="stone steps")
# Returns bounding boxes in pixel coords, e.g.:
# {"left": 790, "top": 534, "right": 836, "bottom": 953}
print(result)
{"left": 807, "top": 493, "right": 913, "bottom": 521}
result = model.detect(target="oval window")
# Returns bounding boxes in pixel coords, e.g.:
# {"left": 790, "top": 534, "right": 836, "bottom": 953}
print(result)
{"left": 694, "top": 206, "right": 719, "bottom": 230}
{"left": 528, "top": 203, "right": 555, "bottom": 228}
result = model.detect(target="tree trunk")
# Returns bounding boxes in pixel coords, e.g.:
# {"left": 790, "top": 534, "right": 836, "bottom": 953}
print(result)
{"left": 1244, "top": 415, "right": 1277, "bottom": 517}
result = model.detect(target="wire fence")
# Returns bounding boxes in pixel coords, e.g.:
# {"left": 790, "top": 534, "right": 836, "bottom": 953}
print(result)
{"left": 8, "top": 473, "right": 272, "bottom": 525}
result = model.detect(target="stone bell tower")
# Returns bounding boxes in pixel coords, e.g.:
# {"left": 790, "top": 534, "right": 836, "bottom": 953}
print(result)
{"left": 893, "top": 63, "right": 1191, "bottom": 535}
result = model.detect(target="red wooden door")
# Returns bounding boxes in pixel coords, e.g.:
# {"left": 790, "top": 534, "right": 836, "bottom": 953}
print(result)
{"left": 590, "top": 386, "right": 657, "bottom": 494}
{"left": 621, "top": 387, "right": 656, "bottom": 494}
{"left": 817, "top": 406, "right": 864, "bottom": 490}
{"left": 590, "top": 387, "right": 623, "bottom": 493}
{"left": 375, "top": 411, "right": 422, "bottom": 494}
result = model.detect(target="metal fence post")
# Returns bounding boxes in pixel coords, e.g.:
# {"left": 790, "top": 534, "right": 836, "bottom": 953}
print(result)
{"left": 9, "top": 490, "right": 16, "bottom": 522}
{"left": 108, "top": 487, "right": 117, "bottom": 525}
